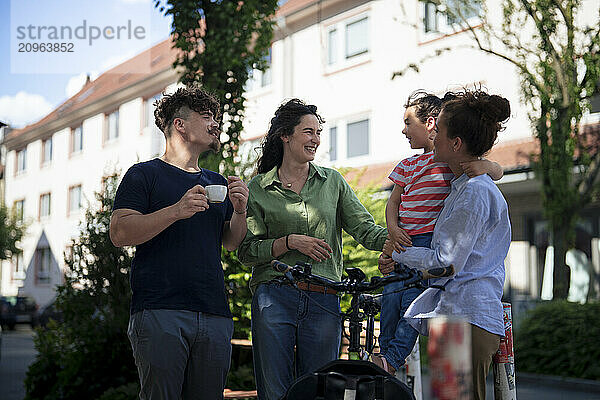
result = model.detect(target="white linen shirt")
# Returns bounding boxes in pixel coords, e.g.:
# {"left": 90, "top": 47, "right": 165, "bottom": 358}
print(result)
{"left": 392, "top": 173, "right": 511, "bottom": 336}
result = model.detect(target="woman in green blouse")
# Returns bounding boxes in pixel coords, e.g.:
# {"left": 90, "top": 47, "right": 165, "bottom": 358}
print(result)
{"left": 238, "top": 99, "right": 388, "bottom": 400}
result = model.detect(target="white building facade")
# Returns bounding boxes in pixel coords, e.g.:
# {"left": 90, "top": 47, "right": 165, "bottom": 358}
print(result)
{"left": 240, "top": 0, "right": 533, "bottom": 166}
{"left": 2, "top": 0, "right": 598, "bottom": 307}
{"left": 1, "top": 41, "right": 178, "bottom": 307}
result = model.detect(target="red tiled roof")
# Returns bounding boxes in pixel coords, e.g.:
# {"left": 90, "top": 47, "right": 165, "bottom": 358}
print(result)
{"left": 342, "top": 161, "right": 396, "bottom": 188}
{"left": 7, "top": 0, "right": 318, "bottom": 142}
{"left": 7, "top": 38, "right": 179, "bottom": 141}
{"left": 342, "top": 138, "right": 541, "bottom": 189}
{"left": 344, "top": 123, "right": 600, "bottom": 189}
{"left": 276, "top": 0, "right": 317, "bottom": 16}
{"left": 486, "top": 138, "right": 538, "bottom": 170}
{"left": 485, "top": 121, "right": 600, "bottom": 170}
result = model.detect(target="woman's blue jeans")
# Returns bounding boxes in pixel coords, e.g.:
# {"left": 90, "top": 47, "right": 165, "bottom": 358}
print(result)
{"left": 251, "top": 282, "right": 341, "bottom": 400}
{"left": 379, "top": 232, "right": 432, "bottom": 370}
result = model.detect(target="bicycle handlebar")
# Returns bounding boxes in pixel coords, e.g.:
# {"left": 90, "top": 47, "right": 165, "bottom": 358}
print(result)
{"left": 272, "top": 260, "right": 291, "bottom": 274}
{"left": 421, "top": 265, "right": 455, "bottom": 280}
{"left": 270, "top": 260, "right": 454, "bottom": 294}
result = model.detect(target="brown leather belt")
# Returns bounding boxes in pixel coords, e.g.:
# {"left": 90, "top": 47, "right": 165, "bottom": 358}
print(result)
{"left": 296, "top": 281, "right": 337, "bottom": 295}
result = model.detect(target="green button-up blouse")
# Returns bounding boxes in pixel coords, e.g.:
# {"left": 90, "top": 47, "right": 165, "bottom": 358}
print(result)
{"left": 238, "top": 163, "right": 387, "bottom": 292}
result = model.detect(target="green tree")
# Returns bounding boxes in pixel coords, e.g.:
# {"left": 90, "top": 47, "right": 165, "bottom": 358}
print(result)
{"left": 337, "top": 169, "right": 389, "bottom": 309}
{"left": 396, "top": 0, "right": 600, "bottom": 299}
{"left": 340, "top": 170, "right": 388, "bottom": 279}
{"left": 0, "top": 204, "right": 25, "bottom": 261}
{"left": 155, "top": 0, "right": 278, "bottom": 174}
{"left": 25, "top": 182, "right": 137, "bottom": 400}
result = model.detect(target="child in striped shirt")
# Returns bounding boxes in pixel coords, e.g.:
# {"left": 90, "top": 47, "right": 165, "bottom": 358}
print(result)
{"left": 371, "top": 91, "right": 503, "bottom": 374}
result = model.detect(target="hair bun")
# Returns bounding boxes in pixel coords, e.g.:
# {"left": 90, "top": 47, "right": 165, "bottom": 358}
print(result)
{"left": 440, "top": 88, "right": 510, "bottom": 157}
{"left": 484, "top": 94, "right": 510, "bottom": 123}
{"left": 463, "top": 91, "right": 510, "bottom": 124}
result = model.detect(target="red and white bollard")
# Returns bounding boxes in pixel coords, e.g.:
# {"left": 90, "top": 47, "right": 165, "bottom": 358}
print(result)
{"left": 396, "top": 337, "right": 423, "bottom": 400}
{"left": 493, "top": 302, "right": 517, "bottom": 400}
{"left": 428, "top": 316, "right": 472, "bottom": 400}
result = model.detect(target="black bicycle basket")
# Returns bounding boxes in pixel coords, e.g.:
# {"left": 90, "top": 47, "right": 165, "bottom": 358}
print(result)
{"left": 283, "top": 359, "right": 415, "bottom": 400}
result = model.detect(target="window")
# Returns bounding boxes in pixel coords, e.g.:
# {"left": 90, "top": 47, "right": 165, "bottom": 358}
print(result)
{"left": 146, "top": 94, "right": 165, "bottom": 157}
{"left": 246, "top": 47, "right": 272, "bottom": 91}
{"left": 145, "top": 95, "right": 161, "bottom": 129}
{"left": 35, "top": 247, "right": 51, "bottom": 285}
{"left": 329, "top": 127, "right": 337, "bottom": 161}
{"left": 445, "top": 0, "right": 481, "bottom": 25}
{"left": 41, "top": 137, "right": 52, "bottom": 164}
{"left": 261, "top": 48, "right": 272, "bottom": 87}
{"left": 16, "top": 147, "right": 27, "bottom": 173}
{"left": 12, "top": 253, "right": 25, "bottom": 281}
{"left": 105, "top": 110, "right": 119, "bottom": 142}
{"left": 590, "top": 94, "right": 600, "bottom": 114}
{"left": 422, "top": 0, "right": 482, "bottom": 34}
{"left": 347, "top": 119, "right": 369, "bottom": 158}
{"left": 14, "top": 199, "right": 25, "bottom": 223}
{"left": 39, "top": 193, "right": 51, "bottom": 218}
{"left": 68, "top": 185, "right": 82, "bottom": 214}
{"left": 328, "top": 29, "right": 338, "bottom": 65}
{"left": 345, "top": 17, "right": 368, "bottom": 58}
{"left": 423, "top": 2, "right": 439, "bottom": 33}
{"left": 245, "top": 66, "right": 255, "bottom": 92}
{"left": 71, "top": 126, "right": 83, "bottom": 154}
{"left": 325, "top": 13, "right": 370, "bottom": 71}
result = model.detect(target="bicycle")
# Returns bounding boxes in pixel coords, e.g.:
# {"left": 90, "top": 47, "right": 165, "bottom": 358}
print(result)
{"left": 270, "top": 260, "right": 454, "bottom": 400}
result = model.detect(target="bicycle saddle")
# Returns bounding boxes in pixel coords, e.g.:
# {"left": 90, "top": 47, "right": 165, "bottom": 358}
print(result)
{"left": 284, "top": 360, "right": 415, "bottom": 400}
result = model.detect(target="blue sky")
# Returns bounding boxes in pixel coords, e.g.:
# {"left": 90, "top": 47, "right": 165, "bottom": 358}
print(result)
{"left": 0, "top": 0, "right": 173, "bottom": 128}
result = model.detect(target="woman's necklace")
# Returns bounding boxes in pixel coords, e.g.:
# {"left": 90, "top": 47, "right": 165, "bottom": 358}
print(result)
{"left": 279, "top": 168, "right": 307, "bottom": 188}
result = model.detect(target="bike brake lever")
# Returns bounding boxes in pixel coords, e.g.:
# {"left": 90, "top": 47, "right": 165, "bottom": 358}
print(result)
{"left": 369, "top": 276, "right": 381, "bottom": 285}
{"left": 297, "top": 262, "right": 312, "bottom": 275}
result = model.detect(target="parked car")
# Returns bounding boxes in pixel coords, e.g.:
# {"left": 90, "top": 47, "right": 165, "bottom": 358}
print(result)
{"left": 37, "top": 299, "right": 63, "bottom": 328}
{"left": 0, "top": 296, "right": 39, "bottom": 330}
{"left": 0, "top": 297, "right": 15, "bottom": 330}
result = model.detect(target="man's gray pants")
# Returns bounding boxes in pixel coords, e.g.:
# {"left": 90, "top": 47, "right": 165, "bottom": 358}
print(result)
{"left": 127, "top": 309, "right": 233, "bottom": 400}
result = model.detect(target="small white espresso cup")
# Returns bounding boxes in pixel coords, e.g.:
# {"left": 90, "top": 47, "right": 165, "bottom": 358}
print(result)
{"left": 205, "top": 185, "right": 227, "bottom": 203}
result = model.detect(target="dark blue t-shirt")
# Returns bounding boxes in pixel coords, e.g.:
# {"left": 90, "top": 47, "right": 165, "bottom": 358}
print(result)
{"left": 113, "top": 158, "right": 233, "bottom": 317}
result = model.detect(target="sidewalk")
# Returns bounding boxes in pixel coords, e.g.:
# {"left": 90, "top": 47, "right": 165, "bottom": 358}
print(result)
{"left": 517, "top": 371, "right": 600, "bottom": 393}
{"left": 418, "top": 369, "right": 600, "bottom": 400}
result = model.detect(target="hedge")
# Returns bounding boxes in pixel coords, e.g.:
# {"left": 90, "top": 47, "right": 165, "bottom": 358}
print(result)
{"left": 515, "top": 300, "right": 600, "bottom": 380}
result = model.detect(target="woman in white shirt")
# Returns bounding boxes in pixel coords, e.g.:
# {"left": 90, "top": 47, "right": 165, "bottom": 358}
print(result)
{"left": 381, "top": 88, "right": 512, "bottom": 400}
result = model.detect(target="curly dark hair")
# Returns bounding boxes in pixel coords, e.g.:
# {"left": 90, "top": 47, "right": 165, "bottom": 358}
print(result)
{"left": 440, "top": 89, "right": 511, "bottom": 157}
{"left": 404, "top": 90, "right": 443, "bottom": 123}
{"left": 153, "top": 86, "right": 221, "bottom": 136}
{"left": 441, "top": 91, "right": 460, "bottom": 104}
{"left": 256, "top": 99, "right": 325, "bottom": 174}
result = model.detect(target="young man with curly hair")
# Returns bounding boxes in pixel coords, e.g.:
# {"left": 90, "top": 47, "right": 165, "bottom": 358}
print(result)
{"left": 110, "top": 86, "right": 248, "bottom": 400}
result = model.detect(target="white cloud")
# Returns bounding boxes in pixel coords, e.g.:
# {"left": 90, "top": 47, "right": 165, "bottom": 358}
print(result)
{"left": 65, "top": 72, "right": 97, "bottom": 98}
{"left": 0, "top": 92, "right": 54, "bottom": 128}
{"left": 119, "top": 0, "right": 151, "bottom": 3}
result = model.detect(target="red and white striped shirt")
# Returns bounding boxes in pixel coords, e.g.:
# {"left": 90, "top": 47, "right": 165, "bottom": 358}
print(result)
{"left": 388, "top": 151, "right": 454, "bottom": 235}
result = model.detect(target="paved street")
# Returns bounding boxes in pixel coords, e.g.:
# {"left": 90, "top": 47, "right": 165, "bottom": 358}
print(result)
{"left": 1, "top": 326, "right": 599, "bottom": 400}
{"left": 0, "top": 326, "right": 37, "bottom": 400}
